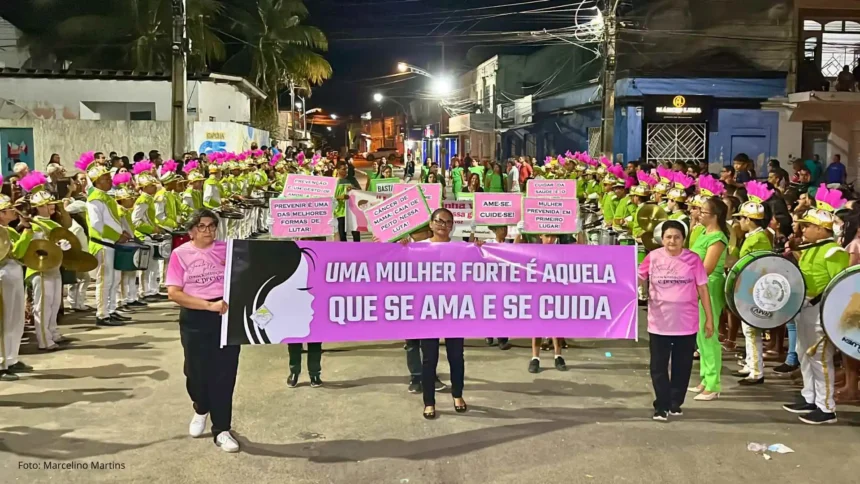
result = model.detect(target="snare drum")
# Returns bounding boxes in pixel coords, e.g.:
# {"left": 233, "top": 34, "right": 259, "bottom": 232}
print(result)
{"left": 114, "top": 242, "right": 151, "bottom": 271}
{"left": 149, "top": 238, "right": 172, "bottom": 260}
{"left": 725, "top": 251, "right": 805, "bottom": 329}
{"left": 60, "top": 268, "right": 78, "bottom": 285}
{"left": 820, "top": 265, "right": 860, "bottom": 362}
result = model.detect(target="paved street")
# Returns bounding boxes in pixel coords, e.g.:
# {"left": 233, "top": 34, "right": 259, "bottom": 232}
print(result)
{"left": 1, "top": 303, "right": 859, "bottom": 484}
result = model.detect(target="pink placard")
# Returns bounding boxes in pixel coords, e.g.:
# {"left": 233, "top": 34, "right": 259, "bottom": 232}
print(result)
{"left": 522, "top": 198, "right": 578, "bottom": 234}
{"left": 473, "top": 193, "right": 523, "bottom": 226}
{"left": 365, "top": 185, "right": 431, "bottom": 242}
{"left": 393, "top": 183, "right": 442, "bottom": 210}
{"left": 270, "top": 198, "right": 334, "bottom": 238}
{"left": 526, "top": 179, "right": 577, "bottom": 199}
{"left": 282, "top": 174, "right": 338, "bottom": 198}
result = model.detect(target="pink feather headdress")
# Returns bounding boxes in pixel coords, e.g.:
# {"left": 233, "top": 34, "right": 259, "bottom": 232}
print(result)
{"left": 19, "top": 171, "right": 47, "bottom": 193}
{"left": 746, "top": 180, "right": 775, "bottom": 204}
{"left": 112, "top": 172, "right": 132, "bottom": 187}
{"left": 269, "top": 152, "right": 283, "bottom": 167}
{"left": 74, "top": 151, "right": 96, "bottom": 172}
{"left": 160, "top": 159, "right": 178, "bottom": 175}
{"left": 545, "top": 156, "right": 554, "bottom": 165}
{"left": 311, "top": 153, "right": 322, "bottom": 165}
{"left": 656, "top": 165, "right": 673, "bottom": 184}
{"left": 183, "top": 160, "right": 199, "bottom": 174}
{"left": 672, "top": 172, "right": 695, "bottom": 190}
{"left": 296, "top": 152, "right": 306, "bottom": 165}
{"left": 132, "top": 160, "right": 154, "bottom": 175}
{"left": 697, "top": 174, "right": 725, "bottom": 197}
{"left": 814, "top": 184, "right": 847, "bottom": 212}
{"left": 599, "top": 156, "right": 612, "bottom": 169}
{"left": 636, "top": 170, "right": 657, "bottom": 188}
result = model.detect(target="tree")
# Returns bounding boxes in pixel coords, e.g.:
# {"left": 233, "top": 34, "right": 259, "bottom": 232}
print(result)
{"left": 222, "top": 0, "right": 332, "bottom": 134}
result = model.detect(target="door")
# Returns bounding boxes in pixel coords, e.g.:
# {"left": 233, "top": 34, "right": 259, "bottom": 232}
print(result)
{"left": 730, "top": 135, "right": 769, "bottom": 178}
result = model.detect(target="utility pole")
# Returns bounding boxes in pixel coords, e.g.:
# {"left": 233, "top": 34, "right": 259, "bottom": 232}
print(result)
{"left": 440, "top": 40, "right": 447, "bottom": 178}
{"left": 290, "top": 80, "right": 296, "bottom": 148}
{"left": 599, "top": 0, "right": 618, "bottom": 156}
{"left": 170, "top": 0, "right": 187, "bottom": 160}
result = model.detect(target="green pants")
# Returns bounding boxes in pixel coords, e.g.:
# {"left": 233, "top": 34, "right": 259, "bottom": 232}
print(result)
{"left": 697, "top": 275, "right": 724, "bottom": 392}
{"left": 288, "top": 343, "right": 322, "bottom": 376}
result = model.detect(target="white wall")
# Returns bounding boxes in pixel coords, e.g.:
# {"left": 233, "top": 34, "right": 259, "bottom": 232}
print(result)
{"left": 0, "top": 19, "right": 29, "bottom": 69}
{"left": 197, "top": 82, "right": 252, "bottom": 123}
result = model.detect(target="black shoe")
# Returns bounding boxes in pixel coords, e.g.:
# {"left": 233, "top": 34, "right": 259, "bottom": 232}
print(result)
{"left": 498, "top": 341, "right": 512, "bottom": 351}
{"left": 554, "top": 356, "right": 568, "bottom": 371}
{"left": 782, "top": 401, "right": 816, "bottom": 414}
{"left": 528, "top": 358, "right": 540, "bottom": 374}
{"left": 110, "top": 312, "right": 131, "bottom": 322}
{"left": 669, "top": 408, "right": 683, "bottom": 416}
{"left": 738, "top": 377, "right": 765, "bottom": 386}
{"left": 128, "top": 300, "right": 148, "bottom": 307}
{"left": 485, "top": 338, "right": 494, "bottom": 346}
{"left": 97, "top": 317, "right": 124, "bottom": 326}
{"left": 116, "top": 306, "right": 133, "bottom": 313}
{"left": 652, "top": 410, "right": 668, "bottom": 421}
{"left": 310, "top": 375, "right": 323, "bottom": 388}
{"left": 730, "top": 370, "right": 750, "bottom": 378}
{"left": 423, "top": 406, "right": 437, "bottom": 420}
{"left": 0, "top": 370, "right": 19, "bottom": 381}
{"left": 773, "top": 363, "right": 799, "bottom": 374}
{"left": 434, "top": 377, "right": 447, "bottom": 391}
{"left": 8, "top": 362, "right": 33, "bottom": 373}
{"left": 408, "top": 380, "right": 422, "bottom": 394}
{"left": 798, "top": 409, "right": 837, "bottom": 425}
{"left": 151, "top": 294, "right": 169, "bottom": 301}
{"left": 286, "top": 373, "right": 299, "bottom": 388}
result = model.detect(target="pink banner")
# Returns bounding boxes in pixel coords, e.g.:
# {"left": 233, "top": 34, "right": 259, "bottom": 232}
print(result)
{"left": 393, "top": 183, "right": 442, "bottom": 210}
{"left": 473, "top": 193, "right": 523, "bottom": 226}
{"left": 522, "top": 198, "right": 578, "bottom": 234}
{"left": 270, "top": 198, "right": 334, "bottom": 238}
{"left": 345, "top": 190, "right": 388, "bottom": 233}
{"left": 365, "top": 185, "right": 431, "bottom": 242}
{"left": 282, "top": 174, "right": 337, "bottom": 198}
{"left": 526, "top": 179, "right": 577, "bottom": 199}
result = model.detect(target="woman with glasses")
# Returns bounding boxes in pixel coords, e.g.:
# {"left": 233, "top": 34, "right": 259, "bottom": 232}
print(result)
{"left": 688, "top": 196, "right": 729, "bottom": 401}
{"left": 166, "top": 209, "right": 241, "bottom": 453}
{"left": 404, "top": 208, "right": 467, "bottom": 419}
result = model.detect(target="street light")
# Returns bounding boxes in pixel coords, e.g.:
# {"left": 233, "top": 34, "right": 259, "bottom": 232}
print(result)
{"left": 397, "top": 62, "right": 408, "bottom": 73}
{"left": 327, "top": 127, "right": 332, "bottom": 132}
{"left": 431, "top": 75, "right": 454, "bottom": 97}
{"left": 295, "top": 102, "right": 302, "bottom": 109}
{"left": 373, "top": 92, "right": 384, "bottom": 103}
{"left": 330, "top": 114, "right": 338, "bottom": 120}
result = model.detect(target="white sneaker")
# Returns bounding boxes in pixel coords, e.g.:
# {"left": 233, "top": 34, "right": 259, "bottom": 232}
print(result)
{"left": 215, "top": 431, "right": 240, "bottom": 453}
{"left": 189, "top": 413, "right": 208, "bottom": 437}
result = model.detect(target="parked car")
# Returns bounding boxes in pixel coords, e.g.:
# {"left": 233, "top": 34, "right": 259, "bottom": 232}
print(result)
{"left": 364, "top": 147, "right": 400, "bottom": 161}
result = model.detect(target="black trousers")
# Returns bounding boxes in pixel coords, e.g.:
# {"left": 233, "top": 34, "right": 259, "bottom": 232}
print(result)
{"left": 406, "top": 339, "right": 422, "bottom": 380}
{"left": 337, "top": 216, "right": 361, "bottom": 242}
{"left": 649, "top": 332, "right": 696, "bottom": 412}
{"left": 180, "top": 307, "right": 240, "bottom": 440}
{"left": 421, "top": 338, "right": 465, "bottom": 406}
{"left": 288, "top": 343, "right": 322, "bottom": 376}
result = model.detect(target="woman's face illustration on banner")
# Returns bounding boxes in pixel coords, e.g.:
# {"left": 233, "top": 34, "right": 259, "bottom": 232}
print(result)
{"left": 257, "top": 253, "right": 315, "bottom": 342}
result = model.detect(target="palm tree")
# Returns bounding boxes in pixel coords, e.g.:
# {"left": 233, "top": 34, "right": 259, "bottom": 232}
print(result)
{"left": 222, "top": 0, "right": 332, "bottom": 133}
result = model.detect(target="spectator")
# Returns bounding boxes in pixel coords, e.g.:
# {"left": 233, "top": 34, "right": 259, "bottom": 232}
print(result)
{"left": 506, "top": 159, "right": 521, "bottom": 192}
{"left": 720, "top": 165, "right": 736, "bottom": 186}
{"left": 824, "top": 154, "right": 846, "bottom": 185}
{"left": 13, "top": 162, "right": 29, "bottom": 179}
{"left": 698, "top": 159, "right": 710, "bottom": 176}
{"left": 47, "top": 153, "right": 61, "bottom": 168}
{"left": 519, "top": 156, "right": 533, "bottom": 190}
{"left": 733, "top": 154, "right": 753, "bottom": 183}
{"left": 835, "top": 65, "right": 856, "bottom": 92}
{"left": 768, "top": 160, "right": 790, "bottom": 190}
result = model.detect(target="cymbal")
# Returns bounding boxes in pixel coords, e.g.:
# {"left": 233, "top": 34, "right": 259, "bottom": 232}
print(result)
{"left": 49, "top": 228, "right": 82, "bottom": 252}
{"left": 636, "top": 203, "right": 668, "bottom": 233}
{"left": 62, "top": 251, "right": 98, "bottom": 272}
{"left": 0, "top": 228, "right": 11, "bottom": 261}
{"left": 642, "top": 230, "right": 662, "bottom": 251}
{"left": 23, "top": 239, "right": 63, "bottom": 272}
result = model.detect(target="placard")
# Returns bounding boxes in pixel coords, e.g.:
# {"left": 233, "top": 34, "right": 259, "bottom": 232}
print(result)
{"left": 526, "top": 179, "right": 577, "bottom": 199}
{"left": 473, "top": 193, "right": 523, "bottom": 226}
{"left": 393, "top": 183, "right": 442, "bottom": 210}
{"left": 456, "top": 192, "right": 475, "bottom": 201}
{"left": 270, "top": 198, "right": 334, "bottom": 238}
{"left": 522, "top": 198, "right": 578, "bottom": 234}
{"left": 345, "top": 190, "right": 388, "bottom": 233}
{"left": 370, "top": 177, "right": 400, "bottom": 195}
{"left": 282, "top": 174, "right": 338, "bottom": 198}
{"left": 443, "top": 200, "right": 494, "bottom": 239}
{"left": 365, "top": 185, "right": 431, "bottom": 242}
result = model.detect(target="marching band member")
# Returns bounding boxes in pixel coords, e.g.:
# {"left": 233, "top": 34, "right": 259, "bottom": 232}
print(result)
{"left": 688, "top": 176, "right": 729, "bottom": 401}
{"left": 629, "top": 171, "right": 657, "bottom": 240}
{"left": 64, "top": 200, "right": 91, "bottom": 312}
{"left": 113, "top": 173, "right": 145, "bottom": 312}
{"left": 155, "top": 160, "right": 181, "bottom": 231}
{"left": 782, "top": 185, "right": 849, "bottom": 424}
{"left": 203, "top": 162, "right": 223, "bottom": 210}
{"left": 0, "top": 175, "right": 33, "bottom": 379}
{"left": 132, "top": 164, "right": 163, "bottom": 301}
{"left": 731, "top": 181, "right": 775, "bottom": 386}
{"left": 667, "top": 172, "right": 694, "bottom": 230}
{"left": 610, "top": 167, "right": 634, "bottom": 231}
{"left": 182, "top": 162, "right": 206, "bottom": 212}
{"left": 20, "top": 171, "right": 65, "bottom": 350}
{"left": 599, "top": 169, "right": 618, "bottom": 228}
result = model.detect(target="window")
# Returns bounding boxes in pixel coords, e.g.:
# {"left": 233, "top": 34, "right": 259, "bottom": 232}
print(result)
{"left": 129, "top": 111, "right": 153, "bottom": 121}
{"left": 803, "top": 16, "right": 860, "bottom": 79}
{"left": 646, "top": 123, "right": 707, "bottom": 163}
{"left": 587, "top": 127, "right": 601, "bottom": 156}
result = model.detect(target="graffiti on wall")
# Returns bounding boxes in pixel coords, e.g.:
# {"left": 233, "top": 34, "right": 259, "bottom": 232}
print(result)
{"left": 0, "top": 127, "right": 35, "bottom": 177}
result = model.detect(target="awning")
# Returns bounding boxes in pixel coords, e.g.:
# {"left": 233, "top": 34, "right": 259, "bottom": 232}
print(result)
{"left": 786, "top": 91, "right": 860, "bottom": 123}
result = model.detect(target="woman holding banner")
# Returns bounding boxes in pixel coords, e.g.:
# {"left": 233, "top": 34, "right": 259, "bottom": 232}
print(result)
{"left": 639, "top": 220, "right": 714, "bottom": 421}
{"left": 165, "top": 209, "right": 240, "bottom": 453}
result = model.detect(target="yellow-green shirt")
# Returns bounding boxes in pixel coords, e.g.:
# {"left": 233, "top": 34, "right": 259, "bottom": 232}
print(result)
{"left": 739, "top": 228, "right": 772, "bottom": 258}
{"left": 799, "top": 240, "right": 849, "bottom": 297}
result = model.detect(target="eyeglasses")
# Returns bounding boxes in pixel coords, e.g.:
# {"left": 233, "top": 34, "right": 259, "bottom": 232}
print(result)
{"left": 433, "top": 219, "right": 454, "bottom": 227}
{"left": 195, "top": 223, "right": 218, "bottom": 232}
{"left": 700, "top": 211, "right": 713, "bottom": 216}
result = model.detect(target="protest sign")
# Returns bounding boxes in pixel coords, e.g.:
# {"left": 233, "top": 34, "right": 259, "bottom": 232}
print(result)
{"left": 443, "top": 200, "right": 494, "bottom": 239}
{"left": 473, "top": 193, "right": 523, "bottom": 226}
{"left": 282, "top": 174, "right": 337, "bottom": 198}
{"left": 270, "top": 198, "right": 334, "bottom": 238}
{"left": 456, "top": 192, "right": 475, "bottom": 202}
{"left": 393, "top": 183, "right": 442, "bottom": 210}
{"left": 364, "top": 185, "right": 431, "bottom": 242}
{"left": 522, "top": 198, "right": 578, "bottom": 234}
{"left": 526, "top": 179, "right": 577, "bottom": 199}
{"left": 370, "top": 177, "right": 400, "bottom": 195}
{"left": 345, "top": 190, "right": 387, "bottom": 233}
{"left": 221, "top": 241, "right": 638, "bottom": 345}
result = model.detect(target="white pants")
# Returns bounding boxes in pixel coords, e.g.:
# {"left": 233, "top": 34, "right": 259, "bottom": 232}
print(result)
{"left": 32, "top": 269, "right": 62, "bottom": 349}
{"left": 0, "top": 260, "right": 25, "bottom": 369}
{"left": 742, "top": 322, "right": 764, "bottom": 380}
{"left": 120, "top": 272, "right": 137, "bottom": 304}
{"left": 66, "top": 272, "right": 90, "bottom": 310}
{"left": 796, "top": 304, "right": 836, "bottom": 413}
{"left": 139, "top": 263, "right": 158, "bottom": 297}
{"left": 92, "top": 247, "right": 120, "bottom": 319}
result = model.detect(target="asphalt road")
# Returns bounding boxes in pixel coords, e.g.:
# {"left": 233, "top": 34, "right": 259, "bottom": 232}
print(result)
{"left": 1, "top": 301, "right": 858, "bottom": 484}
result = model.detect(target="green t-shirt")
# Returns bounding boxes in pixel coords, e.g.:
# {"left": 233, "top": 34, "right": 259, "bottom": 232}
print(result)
{"left": 799, "top": 240, "right": 849, "bottom": 297}
{"left": 452, "top": 167, "right": 464, "bottom": 193}
{"left": 334, "top": 178, "right": 351, "bottom": 218}
{"left": 486, "top": 173, "right": 505, "bottom": 193}
{"left": 601, "top": 192, "right": 618, "bottom": 224}
{"left": 739, "top": 228, "right": 772, "bottom": 258}
{"left": 468, "top": 166, "right": 485, "bottom": 187}
{"left": 691, "top": 228, "right": 728, "bottom": 279}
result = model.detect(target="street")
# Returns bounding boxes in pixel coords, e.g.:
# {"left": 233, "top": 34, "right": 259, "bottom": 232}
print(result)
{"left": 1, "top": 303, "right": 859, "bottom": 484}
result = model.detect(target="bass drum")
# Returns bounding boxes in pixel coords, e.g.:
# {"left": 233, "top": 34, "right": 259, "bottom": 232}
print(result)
{"left": 725, "top": 251, "right": 805, "bottom": 330}
{"left": 820, "top": 265, "right": 860, "bottom": 362}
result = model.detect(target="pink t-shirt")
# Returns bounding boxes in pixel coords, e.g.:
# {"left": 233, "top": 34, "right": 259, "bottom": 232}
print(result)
{"left": 165, "top": 240, "right": 228, "bottom": 301}
{"left": 638, "top": 248, "right": 707, "bottom": 336}
{"left": 845, "top": 238, "right": 860, "bottom": 267}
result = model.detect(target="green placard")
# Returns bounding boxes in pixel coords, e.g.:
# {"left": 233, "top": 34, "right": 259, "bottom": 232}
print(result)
{"left": 456, "top": 192, "right": 475, "bottom": 201}
{"left": 370, "top": 177, "right": 401, "bottom": 195}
